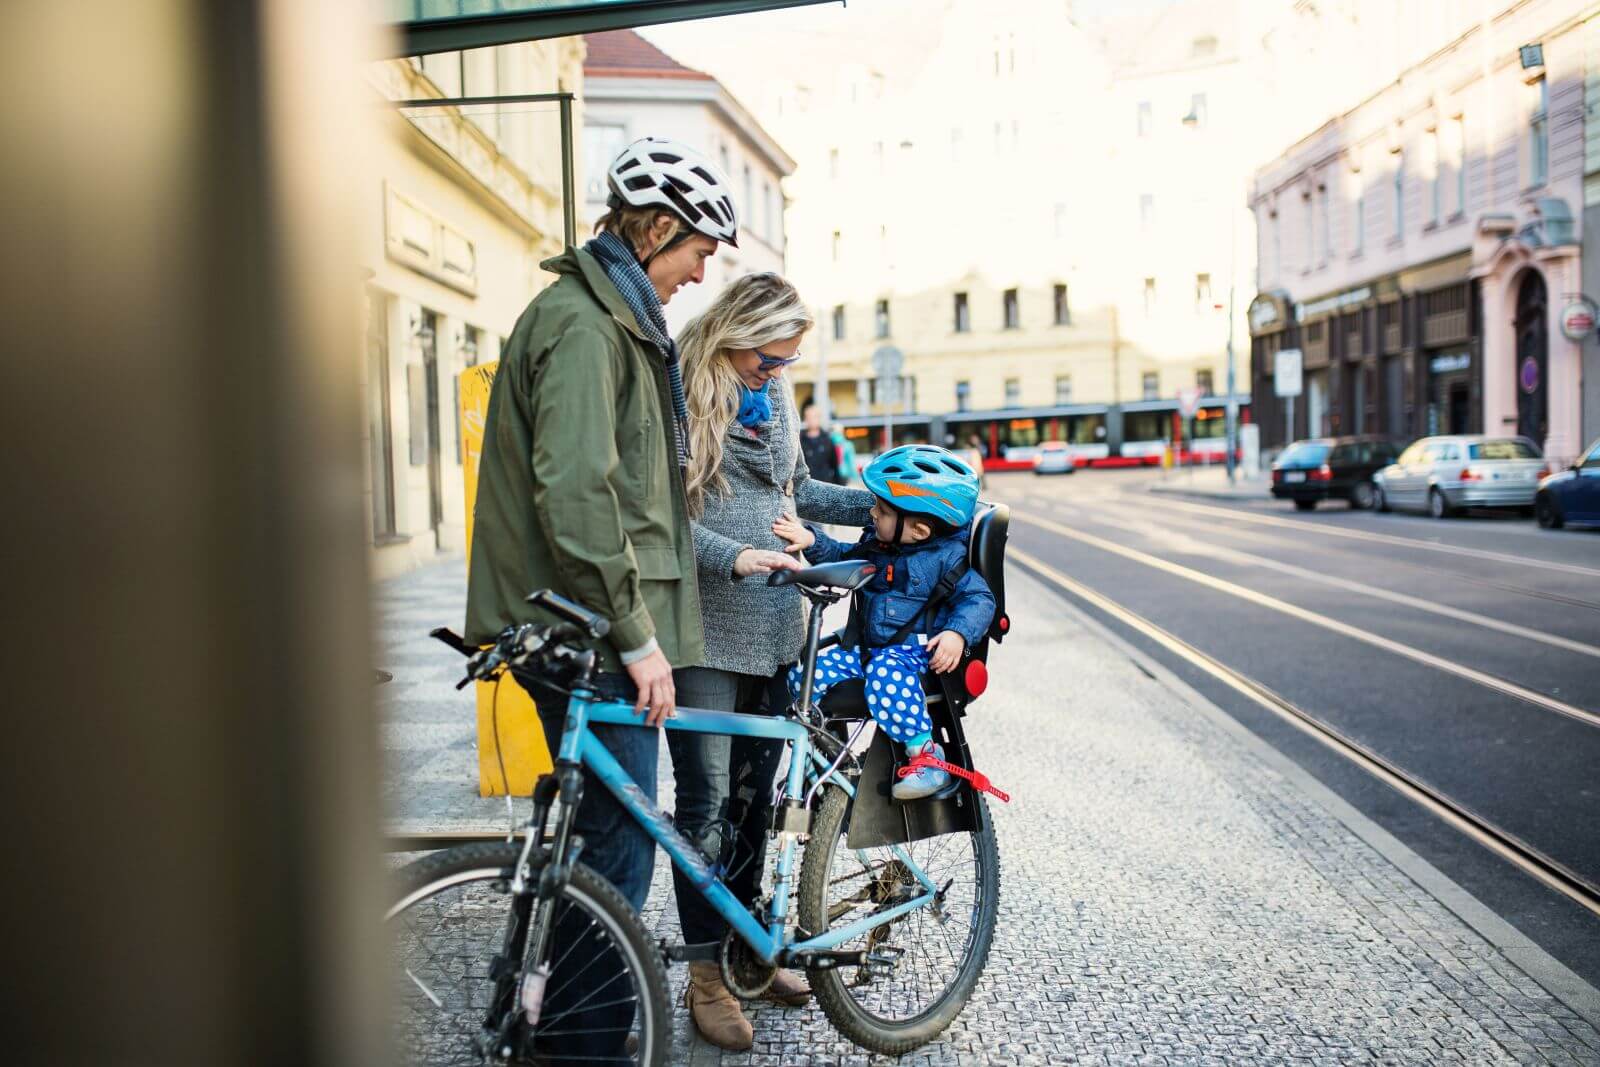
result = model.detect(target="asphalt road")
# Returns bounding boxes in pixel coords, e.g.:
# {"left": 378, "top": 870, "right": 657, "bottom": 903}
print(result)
{"left": 985, "top": 467, "right": 1600, "bottom": 989}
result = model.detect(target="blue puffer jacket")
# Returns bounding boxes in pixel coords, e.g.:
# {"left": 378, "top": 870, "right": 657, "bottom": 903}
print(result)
{"left": 805, "top": 523, "right": 996, "bottom": 651}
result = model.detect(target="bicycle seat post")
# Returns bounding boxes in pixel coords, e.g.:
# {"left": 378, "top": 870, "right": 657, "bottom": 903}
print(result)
{"left": 795, "top": 585, "right": 840, "bottom": 716}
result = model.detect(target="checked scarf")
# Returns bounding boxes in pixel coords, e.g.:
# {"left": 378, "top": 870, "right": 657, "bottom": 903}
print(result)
{"left": 585, "top": 230, "right": 691, "bottom": 467}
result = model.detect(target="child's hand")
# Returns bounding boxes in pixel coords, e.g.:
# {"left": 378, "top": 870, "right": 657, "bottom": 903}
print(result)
{"left": 772, "top": 514, "right": 814, "bottom": 554}
{"left": 926, "top": 630, "right": 966, "bottom": 673}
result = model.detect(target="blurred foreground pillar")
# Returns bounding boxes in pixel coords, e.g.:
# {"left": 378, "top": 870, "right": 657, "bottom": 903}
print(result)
{"left": 0, "top": 2, "right": 384, "bottom": 1063}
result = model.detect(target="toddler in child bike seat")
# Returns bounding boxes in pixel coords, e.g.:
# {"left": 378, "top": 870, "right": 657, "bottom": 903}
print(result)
{"left": 774, "top": 445, "right": 995, "bottom": 801}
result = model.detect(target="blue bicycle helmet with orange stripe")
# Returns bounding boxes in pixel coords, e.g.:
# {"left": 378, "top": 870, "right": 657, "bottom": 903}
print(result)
{"left": 862, "top": 445, "right": 981, "bottom": 528}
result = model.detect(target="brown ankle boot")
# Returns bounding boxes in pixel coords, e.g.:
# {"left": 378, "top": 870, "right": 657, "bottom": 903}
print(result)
{"left": 759, "top": 968, "right": 812, "bottom": 1008}
{"left": 684, "top": 962, "right": 754, "bottom": 1051}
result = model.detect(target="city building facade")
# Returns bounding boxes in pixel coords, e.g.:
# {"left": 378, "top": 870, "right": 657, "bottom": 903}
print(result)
{"left": 581, "top": 30, "right": 793, "bottom": 331}
{"left": 1248, "top": 0, "right": 1590, "bottom": 465}
{"left": 364, "top": 41, "right": 584, "bottom": 579}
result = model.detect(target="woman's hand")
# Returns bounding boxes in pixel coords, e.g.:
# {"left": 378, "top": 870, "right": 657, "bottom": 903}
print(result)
{"left": 925, "top": 630, "right": 966, "bottom": 673}
{"left": 772, "top": 514, "right": 814, "bottom": 554}
{"left": 733, "top": 548, "right": 802, "bottom": 577}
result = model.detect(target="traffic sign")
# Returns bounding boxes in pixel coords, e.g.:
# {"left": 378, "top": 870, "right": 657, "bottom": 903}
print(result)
{"left": 1274, "top": 347, "right": 1303, "bottom": 398}
{"left": 1177, "top": 386, "right": 1203, "bottom": 418}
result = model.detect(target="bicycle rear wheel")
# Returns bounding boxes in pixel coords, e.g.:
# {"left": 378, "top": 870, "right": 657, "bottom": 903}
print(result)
{"left": 388, "top": 842, "right": 670, "bottom": 1066}
{"left": 796, "top": 785, "right": 1000, "bottom": 1055}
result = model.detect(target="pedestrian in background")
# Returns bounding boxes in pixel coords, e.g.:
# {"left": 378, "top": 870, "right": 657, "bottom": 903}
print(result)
{"left": 800, "top": 398, "right": 843, "bottom": 484}
{"left": 464, "top": 135, "right": 738, "bottom": 1062}
{"left": 673, "top": 273, "right": 874, "bottom": 1050}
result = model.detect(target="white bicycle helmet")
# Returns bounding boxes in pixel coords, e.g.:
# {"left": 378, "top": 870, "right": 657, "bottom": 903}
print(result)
{"left": 606, "top": 136, "right": 740, "bottom": 248}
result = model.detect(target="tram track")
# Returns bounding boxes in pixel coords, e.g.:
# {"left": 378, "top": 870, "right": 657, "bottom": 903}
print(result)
{"left": 1010, "top": 547, "right": 1600, "bottom": 921}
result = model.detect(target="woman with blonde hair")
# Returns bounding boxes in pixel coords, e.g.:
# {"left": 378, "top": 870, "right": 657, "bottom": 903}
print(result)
{"left": 670, "top": 272, "right": 873, "bottom": 1050}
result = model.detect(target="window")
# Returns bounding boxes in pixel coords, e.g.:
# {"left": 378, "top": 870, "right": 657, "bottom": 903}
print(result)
{"left": 1351, "top": 164, "right": 1366, "bottom": 256}
{"left": 1426, "top": 127, "right": 1442, "bottom": 226}
{"left": 1191, "top": 35, "right": 1217, "bottom": 58}
{"left": 828, "top": 148, "right": 839, "bottom": 178}
{"left": 1137, "top": 100, "right": 1152, "bottom": 137}
{"left": 743, "top": 165, "right": 753, "bottom": 222}
{"left": 1302, "top": 191, "right": 1314, "bottom": 267}
{"left": 1529, "top": 75, "right": 1549, "bottom": 187}
{"left": 1055, "top": 375, "right": 1073, "bottom": 404}
{"left": 831, "top": 230, "right": 841, "bottom": 262}
{"left": 1270, "top": 211, "right": 1281, "bottom": 277}
{"left": 1450, "top": 115, "right": 1466, "bottom": 216}
{"left": 1053, "top": 284, "right": 1071, "bottom": 325}
{"left": 1470, "top": 439, "right": 1542, "bottom": 460}
{"left": 1142, "top": 372, "right": 1159, "bottom": 400}
{"left": 1318, "top": 186, "right": 1332, "bottom": 259}
{"left": 582, "top": 125, "right": 627, "bottom": 201}
{"left": 462, "top": 324, "right": 481, "bottom": 367}
{"left": 874, "top": 298, "right": 891, "bottom": 339}
{"left": 762, "top": 181, "right": 774, "bottom": 243}
{"left": 365, "top": 288, "right": 396, "bottom": 539}
{"left": 955, "top": 380, "right": 972, "bottom": 411}
{"left": 1188, "top": 92, "right": 1207, "bottom": 129}
{"left": 1002, "top": 288, "right": 1020, "bottom": 329}
{"left": 1392, "top": 150, "right": 1405, "bottom": 239}
{"left": 1194, "top": 273, "right": 1212, "bottom": 310}
{"left": 1004, "top": 378, "right": 1021, "bottom": 406}
{"left": 720, "top": 143, "right": 732, "bottom": 180}
{"left": 1053, "top": 202, "right": 1067, "bottom": 239}
{"left": 1139, "top": 193, "right": 1154, "bottom": 232}
{"left": 953, "top": 292, "right": 970, "bottom": 332}
{"left": 1196, "top": 369, "right": 1214, "bottom": 395}
{"left": 1143, "top": 277, "right": 1157, "bottom": 315}
{"left": 831, "top": 304, "right": 846, "bottom": 341}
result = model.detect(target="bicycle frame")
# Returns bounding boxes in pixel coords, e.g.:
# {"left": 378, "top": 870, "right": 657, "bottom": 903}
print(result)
{"left": 551, "top": 695, "right": 942, "bottom": 966}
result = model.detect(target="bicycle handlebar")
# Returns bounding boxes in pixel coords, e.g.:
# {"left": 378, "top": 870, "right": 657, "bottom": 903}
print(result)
{"left": 524, "top": 589, "right": 610, "bottom": 639}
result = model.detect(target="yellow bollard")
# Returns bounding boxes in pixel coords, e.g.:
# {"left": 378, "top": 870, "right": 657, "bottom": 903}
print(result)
{"left": 460, "top": 363, "right": 553, "bottom": 795}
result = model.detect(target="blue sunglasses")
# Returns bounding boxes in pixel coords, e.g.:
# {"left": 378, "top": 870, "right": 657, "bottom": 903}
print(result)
{"left": 754, "top": 346, "right": 803, "bottom": 370}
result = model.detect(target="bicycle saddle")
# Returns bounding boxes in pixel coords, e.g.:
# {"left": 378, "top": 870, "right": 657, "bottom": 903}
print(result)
{"left": 766, "top": 560, "right": 876, "bottom": 590}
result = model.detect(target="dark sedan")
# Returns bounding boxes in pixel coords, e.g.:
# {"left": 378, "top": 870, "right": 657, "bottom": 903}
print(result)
{"left": 1535, "top": 436, "right": 1600, "bottom": 529}
{"left": 1271, "top": 436, "right": 1403, "bottom": 511}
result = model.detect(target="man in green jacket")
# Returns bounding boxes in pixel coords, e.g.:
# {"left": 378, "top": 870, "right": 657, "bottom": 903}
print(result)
{"left": 465, "top": 136, "right": 740, "bottom": 1060}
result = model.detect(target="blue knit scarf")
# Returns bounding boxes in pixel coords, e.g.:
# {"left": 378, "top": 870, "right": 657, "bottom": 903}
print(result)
{"left": 735, "top": 382, "right": 772, "bottom": 429}
{"left": 584, "top": 230, "right": 690, "bottom": 467}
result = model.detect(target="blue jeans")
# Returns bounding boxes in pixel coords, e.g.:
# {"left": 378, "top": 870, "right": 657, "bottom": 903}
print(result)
{"left": 516, "top": 669, "right": 655, "bottom": 1064}
{"left": 667, "top": 666, "right": 788, "bottom": 947}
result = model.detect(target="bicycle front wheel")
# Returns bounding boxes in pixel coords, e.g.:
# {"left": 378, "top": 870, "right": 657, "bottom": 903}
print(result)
{"left": 796, "top": 785, "right": 1000, "bottom": 1055}
{"left": 388, "top": 842, "right": 670, "bottom": 1066}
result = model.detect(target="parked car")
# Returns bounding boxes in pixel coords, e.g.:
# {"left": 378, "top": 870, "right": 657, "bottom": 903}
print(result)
{"left": 1032, "top": 440, "right": 1076, "bottom": 475}
{"left": 1270, "top": 436, "right": 1402, "bottom": 511}
{"left": 952, "top": 445, "right": 987, "bottom": 489}
{"left": 1373, "top": 435, "right": 1544, "bottom": 518}
{"left": 1534, "top": 435, "right": 1600, "bottom": 529}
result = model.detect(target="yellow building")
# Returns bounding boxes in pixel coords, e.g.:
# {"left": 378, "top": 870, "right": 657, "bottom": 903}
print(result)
{"left": 363, "top": 42, "right": 584, "bottom": 579}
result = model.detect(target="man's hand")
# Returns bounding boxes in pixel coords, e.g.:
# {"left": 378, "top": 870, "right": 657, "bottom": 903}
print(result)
{"left": 771, "top": 514, "right": 815, "bottom": 554}
{"left": 925, "top": 630, "right": 966, "bottom": 673}
{"left": 733, "top": 548, "right": 802, "bottom": 577}
{"left": 624, "top": 648, "right": 675, "bottom": 726}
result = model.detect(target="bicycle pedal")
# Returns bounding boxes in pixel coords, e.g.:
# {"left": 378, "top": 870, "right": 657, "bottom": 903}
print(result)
{"left": 863, "top": 946, "right": 904, "bottom": 977}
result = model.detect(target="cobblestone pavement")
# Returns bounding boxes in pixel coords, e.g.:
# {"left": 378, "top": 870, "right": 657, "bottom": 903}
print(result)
{"left": 377, "top": 558, "right": 1600, "bottom": 1064}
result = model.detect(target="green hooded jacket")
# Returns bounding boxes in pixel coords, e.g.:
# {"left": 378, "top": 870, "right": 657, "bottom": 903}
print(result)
{"left": 464, "top": 246, "right": 704, "bottom": 673}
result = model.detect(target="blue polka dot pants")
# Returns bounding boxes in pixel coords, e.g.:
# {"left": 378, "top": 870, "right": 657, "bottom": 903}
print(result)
{"left": 787, "top": 642, "right": 932, "bottom": 743}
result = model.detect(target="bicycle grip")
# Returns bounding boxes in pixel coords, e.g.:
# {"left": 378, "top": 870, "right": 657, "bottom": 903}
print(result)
{"left": 524, "top": 589, "right": 610, "bottom": 639}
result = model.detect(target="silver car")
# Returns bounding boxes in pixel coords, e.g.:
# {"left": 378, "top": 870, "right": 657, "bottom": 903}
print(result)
{"left": 1373, "top": 435, "right": 1545, "bottom": 518}
{"left": 1032, "top": 441, "right": 1077, "bottom": 475}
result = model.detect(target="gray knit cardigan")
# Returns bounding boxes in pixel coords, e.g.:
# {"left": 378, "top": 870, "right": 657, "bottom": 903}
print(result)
{"left": 690, "top": 379, "right": 873, "bottom": 676}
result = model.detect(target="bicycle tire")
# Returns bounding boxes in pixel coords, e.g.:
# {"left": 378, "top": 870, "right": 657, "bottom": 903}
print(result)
{"left": 796, "top": 786, "right": 1000, "bottom": 1055}
{"left": 388, "top": 842, "right": 671, "bottom": 1066}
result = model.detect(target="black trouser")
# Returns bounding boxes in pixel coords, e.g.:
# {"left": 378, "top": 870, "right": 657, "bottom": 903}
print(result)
{"left": 666, "top": 666, "right": 790, "bottom": 947}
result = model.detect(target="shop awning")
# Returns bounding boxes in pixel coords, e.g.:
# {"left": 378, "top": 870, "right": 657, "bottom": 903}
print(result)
{"left": 390, "top": 1, "right": 842, "bottom": 56}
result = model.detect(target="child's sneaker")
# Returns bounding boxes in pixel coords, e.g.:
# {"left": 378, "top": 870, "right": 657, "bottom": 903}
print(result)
{"left": 892, "top": 739, "right": 950, "bottom": 801}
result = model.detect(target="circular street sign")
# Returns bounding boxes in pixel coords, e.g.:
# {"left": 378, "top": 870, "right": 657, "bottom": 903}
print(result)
{"left": 1560, "top": 301, "right": 1596, "bottom": 341}
{"left": 1520, "top": 355, "right": 1541, "bottom": 395}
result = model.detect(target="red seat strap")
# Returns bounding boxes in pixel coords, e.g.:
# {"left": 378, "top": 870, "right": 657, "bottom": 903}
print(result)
{"left": 896, "top": 753, "right": 1011, "bottom": 803}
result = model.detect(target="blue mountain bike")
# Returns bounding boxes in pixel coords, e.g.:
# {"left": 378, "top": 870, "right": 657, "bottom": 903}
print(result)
{"left": 389, "top": 565, "right": 1002, "bottom": 1065}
